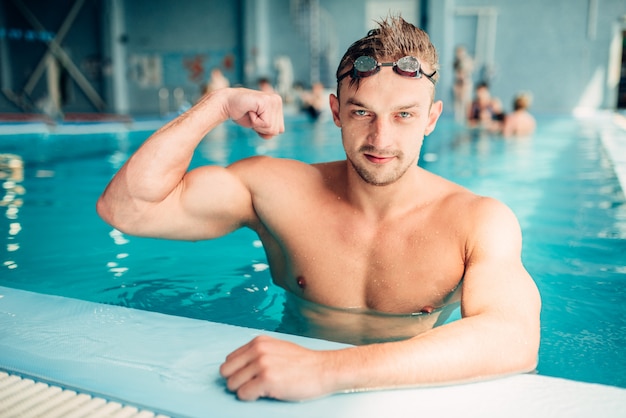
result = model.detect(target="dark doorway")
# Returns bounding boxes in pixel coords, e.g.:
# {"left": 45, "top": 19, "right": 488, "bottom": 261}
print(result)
{"left": 618, "top": 31, "right": 626, "bottom": 108}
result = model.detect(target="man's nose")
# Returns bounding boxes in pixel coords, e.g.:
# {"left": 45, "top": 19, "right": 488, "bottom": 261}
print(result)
{"left": 367, "top": 117, "right": 393, "bottom": 148}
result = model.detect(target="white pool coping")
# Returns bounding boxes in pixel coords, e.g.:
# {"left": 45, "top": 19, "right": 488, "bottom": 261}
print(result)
{"left": 1, "top": 286, "right": 625, "bottom": 418}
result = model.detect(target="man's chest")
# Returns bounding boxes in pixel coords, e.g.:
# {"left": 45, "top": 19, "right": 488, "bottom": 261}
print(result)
{"left": 271, "top": 219, "right": 466, "bottom": 313}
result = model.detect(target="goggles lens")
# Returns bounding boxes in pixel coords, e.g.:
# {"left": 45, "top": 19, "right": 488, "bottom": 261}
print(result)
{"left": 338, "top": 55, "right": 436, "bottom": 85}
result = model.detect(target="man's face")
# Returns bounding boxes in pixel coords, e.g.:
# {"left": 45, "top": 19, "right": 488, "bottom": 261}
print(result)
{"left": 330, "top": 63, "right": 442, "bottom": 186}
{"left": 476, "top": 86, "right": 491, "bottom": 103}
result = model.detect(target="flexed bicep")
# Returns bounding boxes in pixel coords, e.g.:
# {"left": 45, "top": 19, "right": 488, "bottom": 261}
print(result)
{"left": 139, "top": 165, "right": 257, "bottom": 241}
{"left": 97, "top": 88, "right": 286, "bottom": 241}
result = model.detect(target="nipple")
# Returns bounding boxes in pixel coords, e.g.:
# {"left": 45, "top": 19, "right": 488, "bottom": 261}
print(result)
{"left": 296, "top": 276, "right": 307, "bottom": 290}
{"left": 420, "top": 305, "right": 434, "bottom": 314}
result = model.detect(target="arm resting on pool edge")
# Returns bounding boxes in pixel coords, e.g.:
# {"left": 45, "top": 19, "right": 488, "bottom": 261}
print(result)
{"left": 219, "top": 199, "right": 542, "bottom": 401}
{"left": 96, "top": 88, "right": 285, "bottom": 240}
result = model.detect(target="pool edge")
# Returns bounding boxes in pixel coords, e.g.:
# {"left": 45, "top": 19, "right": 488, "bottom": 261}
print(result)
{"left": 601, "top": 112, "right": 626, "bottom": 193}
{"left": 1, "top": 286, "right": 625, "bottom": 418}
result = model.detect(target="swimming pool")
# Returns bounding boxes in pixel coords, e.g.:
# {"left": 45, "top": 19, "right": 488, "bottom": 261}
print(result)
{"left": 1, "top": 113, "right": 625, "bottom": 389}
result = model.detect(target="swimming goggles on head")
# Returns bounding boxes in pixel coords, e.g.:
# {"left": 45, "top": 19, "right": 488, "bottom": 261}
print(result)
{"left": 337, "top": 55, "right": 437, "bottom": 85}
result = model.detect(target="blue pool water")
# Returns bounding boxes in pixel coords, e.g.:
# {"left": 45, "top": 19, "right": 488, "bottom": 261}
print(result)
{"left": 0, "top": 115, "right": 625, "bottom": 388}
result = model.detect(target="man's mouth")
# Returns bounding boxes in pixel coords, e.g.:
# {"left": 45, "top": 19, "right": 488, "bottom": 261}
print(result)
{"left": 364, "top": 154, "right": 394, "bottom": 164}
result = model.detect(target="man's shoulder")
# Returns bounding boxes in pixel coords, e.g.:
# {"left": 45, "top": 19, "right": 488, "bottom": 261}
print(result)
{"left": 461, "top": 194, "right": 521, "bottom": 238}
{"left": 230, "top": 156, "right": 344, "bottom": 189}
{"left": 428, "top": 175, "right": 515, "bottom": 223}
{"left": 422, "top": 170, "right": 476, "bottom": 200}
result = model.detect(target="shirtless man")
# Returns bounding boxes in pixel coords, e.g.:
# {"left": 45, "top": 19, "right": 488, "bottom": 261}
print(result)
{"left": 503, "top": 92, "right": 537, "bottom": 137}
{"left": 97, "top": 17, "right": 540, "bottom": 402}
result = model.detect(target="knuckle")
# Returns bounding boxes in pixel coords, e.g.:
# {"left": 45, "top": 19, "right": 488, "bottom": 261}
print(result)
{"left": 255, "top": 355, "right": 273, "bottom": 371}
{"left": 250, "top": 335, "right": 271, "bottom": 351}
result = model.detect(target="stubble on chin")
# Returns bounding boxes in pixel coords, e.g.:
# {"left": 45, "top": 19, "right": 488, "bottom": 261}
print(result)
{"left": 348, "top": 151, "right": 408, "bottom": 187}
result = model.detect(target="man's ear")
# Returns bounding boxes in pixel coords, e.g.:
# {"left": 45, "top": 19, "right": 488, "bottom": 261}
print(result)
{"left": 425, "top": 100, "right": 443, "bottom": 136}
{"left": 329, "top": 94, "right": 341, "bottom": 127}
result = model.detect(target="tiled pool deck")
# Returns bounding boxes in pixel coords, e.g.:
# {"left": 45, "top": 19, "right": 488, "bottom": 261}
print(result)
{"left": 1, "top": 113, "right": 625, "bottom": 417}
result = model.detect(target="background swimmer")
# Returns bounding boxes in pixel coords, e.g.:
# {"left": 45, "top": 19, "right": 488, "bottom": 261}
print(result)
{"left": 503, "top": 92, "right": 537, "bottom": 137}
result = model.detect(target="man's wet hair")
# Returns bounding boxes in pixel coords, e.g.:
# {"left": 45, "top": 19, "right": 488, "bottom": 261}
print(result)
{"left": 336, "top": 15, "right": 440, "bottom": 92}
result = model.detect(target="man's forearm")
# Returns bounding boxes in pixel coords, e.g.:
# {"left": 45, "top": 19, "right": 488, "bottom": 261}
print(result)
{"left": 330, "top": 315, "right": 538, "bottom": 394}
{"left": 220, "top": 313, "right": 539, "bottom": 402}
{"left": 111, "top": 91, "right": 229, "bottom": 203}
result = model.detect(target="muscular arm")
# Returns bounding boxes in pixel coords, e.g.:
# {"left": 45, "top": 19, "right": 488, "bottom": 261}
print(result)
{"left": 96, "top": 88, "right": 284, "bottom": 240}
{"left": 220, "top": 198, "right": 541, "bottom": 401}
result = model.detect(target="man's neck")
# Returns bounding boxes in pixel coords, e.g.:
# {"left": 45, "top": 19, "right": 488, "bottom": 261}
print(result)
{"left": 342, "top": 162, "right": 424, "bottom": 221}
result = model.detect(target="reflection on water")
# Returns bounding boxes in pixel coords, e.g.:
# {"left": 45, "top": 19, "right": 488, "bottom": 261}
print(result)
{"left": 106, "top": 229, "right": 131, "bottom": 278}
{"left": 0, "top": 154, "right": 24, "bottom": 270}
{"left": 104, "top": 262, "right": 285, "bottom": 332}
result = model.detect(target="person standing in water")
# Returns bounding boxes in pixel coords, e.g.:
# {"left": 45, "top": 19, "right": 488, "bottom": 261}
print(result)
{"left": 468, "top": 81, "right": 505, "bottom": 132}
{"left": 97, "top": 16, "right": 540, "bottom": 402}
{"left": 503, "top": 92, "right": 536, "bottom": 137}
{"left": 452, "top": 45, "right": 474, "bottom": 124}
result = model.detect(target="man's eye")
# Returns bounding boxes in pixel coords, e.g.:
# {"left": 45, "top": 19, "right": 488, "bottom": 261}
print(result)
{"left": 398, "top": 111, "right": 411, "bottom": 118}
{"left": 354, "top": 109, "right": 367, "bottom": 116}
